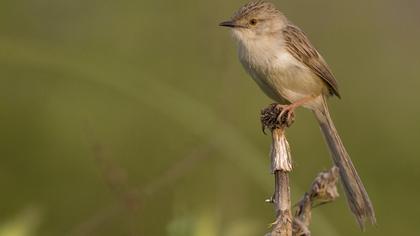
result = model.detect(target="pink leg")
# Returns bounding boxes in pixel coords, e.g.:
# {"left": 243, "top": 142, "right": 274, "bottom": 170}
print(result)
{"left": 277, "top": 96, "right": 316, "bottom": 121}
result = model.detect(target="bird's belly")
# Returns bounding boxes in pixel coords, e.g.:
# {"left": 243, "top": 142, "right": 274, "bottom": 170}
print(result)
{"left": 243, "top": 52, "right": 326, "bottom": 104}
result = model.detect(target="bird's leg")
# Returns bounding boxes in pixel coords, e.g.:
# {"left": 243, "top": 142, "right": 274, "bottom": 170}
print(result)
{"left": 276, "top": 96, "right": 316, "bottom": 122}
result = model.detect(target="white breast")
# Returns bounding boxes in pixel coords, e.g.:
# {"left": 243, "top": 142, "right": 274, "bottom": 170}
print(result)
{"left": 237, "top": 37, "right": 325, "bottom": 106}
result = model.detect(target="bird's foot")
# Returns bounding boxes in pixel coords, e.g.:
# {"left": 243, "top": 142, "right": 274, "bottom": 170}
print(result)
{"left": 260, "top": 103, "right": 296, "bottom": 132}
{"left": 275, "top": 104, "right": 297, "bottom": 124}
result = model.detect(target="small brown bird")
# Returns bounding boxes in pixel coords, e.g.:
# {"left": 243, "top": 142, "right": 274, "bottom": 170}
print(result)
{"left": 219, "top": 0, "right": 376, "bottom": 228}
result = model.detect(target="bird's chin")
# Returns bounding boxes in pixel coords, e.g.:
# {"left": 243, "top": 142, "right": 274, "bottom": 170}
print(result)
{"left": 231, "top": 29, "right": 256, "bottom": 44}
{"left": 231, "top": 29, "right": 247, "bottom": 42}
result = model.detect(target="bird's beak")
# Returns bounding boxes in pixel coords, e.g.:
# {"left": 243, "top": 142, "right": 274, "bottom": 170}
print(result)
{"left": 219, "top": 20, "right": 241, "bottom": 28}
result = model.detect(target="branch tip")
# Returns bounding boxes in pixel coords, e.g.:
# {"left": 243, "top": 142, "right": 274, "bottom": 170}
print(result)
{"left": 261, "top": 104, "right": 295, "bottom": 132}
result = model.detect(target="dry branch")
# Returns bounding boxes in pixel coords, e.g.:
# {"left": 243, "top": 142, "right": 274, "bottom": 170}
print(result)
{"left": 293, "top": 166, "right": 339, "bottom": 236}
{"left": 261, "top": 104, "right": 340, "bottom": 236}
{"left": 261, "top": 104, "right": 294, "bottom": 236}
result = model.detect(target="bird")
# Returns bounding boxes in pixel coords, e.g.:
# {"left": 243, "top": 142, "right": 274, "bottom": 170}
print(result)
{"left": 219, "top": 0, "right": 376, "bottom": 229}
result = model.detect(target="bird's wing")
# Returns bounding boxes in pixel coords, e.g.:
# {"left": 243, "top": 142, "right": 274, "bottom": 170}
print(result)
{"left": 282, "top": 24, "right": 340, "bottom": 98}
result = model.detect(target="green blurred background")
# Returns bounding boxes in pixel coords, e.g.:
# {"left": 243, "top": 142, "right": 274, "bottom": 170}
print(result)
{"left": 1, "top": 0, "right": 419, "bottom": 235}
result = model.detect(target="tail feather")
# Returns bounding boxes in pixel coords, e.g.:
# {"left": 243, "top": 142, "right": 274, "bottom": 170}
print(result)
{"left": 314, "top": 96, "right": 376, "bottom": 229}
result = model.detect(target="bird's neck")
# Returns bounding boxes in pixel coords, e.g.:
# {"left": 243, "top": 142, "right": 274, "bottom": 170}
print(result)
{"left": 236, "top": 33, "right": 285, "bottom": 70}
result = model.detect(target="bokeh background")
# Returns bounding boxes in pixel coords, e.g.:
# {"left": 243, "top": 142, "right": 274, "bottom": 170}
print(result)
{"left": 1, "top": 0, "right": 419, "bottom": 235}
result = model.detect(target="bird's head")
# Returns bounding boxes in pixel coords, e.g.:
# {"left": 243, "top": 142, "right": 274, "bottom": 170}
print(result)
{"left": 219, "top": 1, "right": 287, "bottom": 42}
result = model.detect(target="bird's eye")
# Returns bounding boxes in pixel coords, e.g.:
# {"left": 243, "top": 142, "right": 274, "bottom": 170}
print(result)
{"left": 250, "top": 19, "right": 257, "bottom": 25}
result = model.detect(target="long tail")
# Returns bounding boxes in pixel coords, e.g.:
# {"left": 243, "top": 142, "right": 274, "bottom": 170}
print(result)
{"left": 313, "top": 96, "right": 376, "bottom": 229}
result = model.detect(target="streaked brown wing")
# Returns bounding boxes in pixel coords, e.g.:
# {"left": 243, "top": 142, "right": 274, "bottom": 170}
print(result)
{"left": 283, "top": 24, "right": 340, "bottom": 98}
